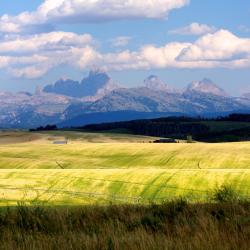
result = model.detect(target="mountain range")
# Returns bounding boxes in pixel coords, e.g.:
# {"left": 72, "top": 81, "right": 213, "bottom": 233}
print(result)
{"left": 0, "top": 69, "right": 249, "bottom": 128}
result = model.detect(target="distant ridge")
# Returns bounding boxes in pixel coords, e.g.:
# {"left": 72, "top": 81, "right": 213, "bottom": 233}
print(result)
{"left": 0, "top": 69, "right": 250, "bottom": 128}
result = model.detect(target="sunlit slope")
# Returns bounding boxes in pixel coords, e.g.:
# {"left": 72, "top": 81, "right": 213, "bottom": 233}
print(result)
{"left": 0, "top": 131, "right": 249, "bottom": 205}
{"left": 0, "top": 169, "right": 249, "bottom": 205}
{"left": 0, "top": 142, "right": 249, "bottom": 169}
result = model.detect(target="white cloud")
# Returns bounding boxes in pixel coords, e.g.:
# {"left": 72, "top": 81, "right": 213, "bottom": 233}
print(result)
{"left": 111, "top": 36, "right": 131, "bottom": 47}
{"left": 177, "top": 30, "right": 250, "bottom": 62}
{"left": 0, "top": 0, "right": 190, "bottom": 34}
{"left": 0, "top": 31, "right": 96, "bottom": 78}
{"left": 0, "top": 32, "right": 93, "bottom": 55}
{"left": 9, "top": 65, "right": 52, "bottom": 79}
{"left": 102, "top": 30, "right": 250, "bottom": 70}
{"left": 0, "top": 29, "right": 250, "bottom": 78}
{"left": 169, "top": 22, "right": 216, "bottom": 35}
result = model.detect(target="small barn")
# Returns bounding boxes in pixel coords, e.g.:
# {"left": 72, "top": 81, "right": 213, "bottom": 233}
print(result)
{"left": 53, "top": 140, "right": 68, "bottom": 145}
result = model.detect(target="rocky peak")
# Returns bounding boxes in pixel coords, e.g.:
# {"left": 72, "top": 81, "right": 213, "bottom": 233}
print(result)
{"left": 144, "top": 75, "right": 166, "bottom": 89}
{"left": 144, "top": 75, "right": 176, "bottom": 93}
{"left": 43, "top": 68, "right": 118, "bottom": 99}
{"left": 186, "top": 78, "right": 228, "bottom": 97}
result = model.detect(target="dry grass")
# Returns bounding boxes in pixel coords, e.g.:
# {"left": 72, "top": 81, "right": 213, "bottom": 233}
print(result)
{"left": 0, "top": 201, "right": 249, "bottom": 250}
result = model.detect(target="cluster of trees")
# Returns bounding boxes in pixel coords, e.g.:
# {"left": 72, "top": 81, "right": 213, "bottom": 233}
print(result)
{"left": 82, "top": 114, "right": 250, "bottom": 142}
{"left": 84, "top": 119, "right": 209, "bottom": 139}
{"left": 30, "top": 125, "right": 58, "bottom": 132}
{"left": 217, "top": 113, "right": 250, "bottom": 122}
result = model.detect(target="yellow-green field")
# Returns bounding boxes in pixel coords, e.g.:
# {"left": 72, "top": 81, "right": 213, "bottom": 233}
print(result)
{"left": 0, "top": 131, "right": 249, "bottom": 205}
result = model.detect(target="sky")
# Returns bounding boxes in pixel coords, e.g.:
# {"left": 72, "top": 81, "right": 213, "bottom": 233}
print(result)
{"left": 0, "top": 0, "right": 249, "bottom": 96}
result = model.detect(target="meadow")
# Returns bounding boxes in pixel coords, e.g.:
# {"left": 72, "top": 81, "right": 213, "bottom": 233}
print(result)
{"left": 0, "top": 131, "right": 249, "bottom": 205}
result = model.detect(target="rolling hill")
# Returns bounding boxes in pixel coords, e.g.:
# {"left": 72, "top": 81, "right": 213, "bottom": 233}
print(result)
{"left": 0, "top": 131, "right": 249, "bottom": 205}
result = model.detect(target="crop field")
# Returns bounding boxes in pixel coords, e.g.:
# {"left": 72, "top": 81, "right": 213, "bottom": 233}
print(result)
{"left": 0, "top": 169, "right": 249, "bottom": 206}
{"left": 0, "top": 131, "right": 249, "bottom": 205}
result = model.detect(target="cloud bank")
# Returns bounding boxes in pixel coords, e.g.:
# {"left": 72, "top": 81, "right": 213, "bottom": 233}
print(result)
{"left": 0, "top": 29, "right": 249, "bottom": 78}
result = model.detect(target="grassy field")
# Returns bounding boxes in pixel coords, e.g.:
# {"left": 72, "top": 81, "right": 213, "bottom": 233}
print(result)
{"left": 0, "top": 131, "right": 249, "bottom": 205}
{"left": 1, "top": 202, "right": 249, "bottom": 250}
{"left": 0, "top": 140, "right": 249, "bottom": 169}
{"left": 0, "top": 169, "right": 249, "bottom": 206}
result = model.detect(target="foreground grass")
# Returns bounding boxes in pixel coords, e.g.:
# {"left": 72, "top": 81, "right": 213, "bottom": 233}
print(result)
{"left": 0, "top": 201, "right": 249, "bottom": 250}
{"left": 0, "top": 169, "right": 249, "bottom": 205}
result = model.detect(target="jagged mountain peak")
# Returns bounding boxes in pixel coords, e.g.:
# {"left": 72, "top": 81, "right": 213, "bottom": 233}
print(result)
{"left": 43, "top": 69, "right": 118, "bottom": 99}
{"left": 82, "top": 68, "right": 112, "bottom": 87}
{"left": 186, "top": 78, "right": 228, "bottom": 97}
{"left": 144, "top": 75, "right": 181, "bottom": 94}
{"left": 144, "top": 75, "right": 168, "bottom": 90}
{"left": 80, "top": 69, "right": 118, "bottom": 99}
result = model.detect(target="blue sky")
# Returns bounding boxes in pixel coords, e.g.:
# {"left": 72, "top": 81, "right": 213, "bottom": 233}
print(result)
{"left": 0, "top": 0, "right": 249, "bottom": 95}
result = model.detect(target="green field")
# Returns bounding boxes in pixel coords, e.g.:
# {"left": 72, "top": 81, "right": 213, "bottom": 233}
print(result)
{"left": 0, "top": 131, "right": 249, "bottom": 205}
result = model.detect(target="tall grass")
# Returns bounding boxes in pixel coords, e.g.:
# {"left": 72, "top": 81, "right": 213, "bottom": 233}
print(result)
{"left": 0, "top": 201, "right": 249, "bottom": 250}
{"left": 212, "top": 184, "right": 239, "bottom": 202}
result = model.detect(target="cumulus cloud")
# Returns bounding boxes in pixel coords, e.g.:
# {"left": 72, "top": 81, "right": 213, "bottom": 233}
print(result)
{"left": 0, "top": 0, "right": 190, "bottom": 34}
{"left": 96, "top": 30, "right": 250, "bottom": 71}
{"left": 0, "top": 29, "right": 250, "bottom": 78}
{"left": 98, "top": 30, "right": 250, "bottom": 71}
{"left": 0, "top": 31, "right": 96, "bottom": 78}
{"left": 169, "top": 22, "right": 216, "bottom": 35}
{"left": 177, "top": 30, "right": 250, "bottom": 62}
{"left": 0, "top": 32, "right": 93, "bottom": 55}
